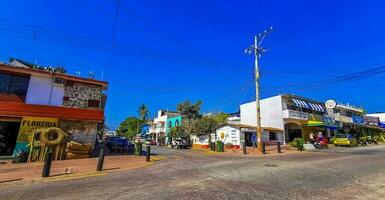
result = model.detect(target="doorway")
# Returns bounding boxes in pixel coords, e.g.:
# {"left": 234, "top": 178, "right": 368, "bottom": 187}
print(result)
{"left": 285, "top": 123, "right": 303, "bottom": 142}
{"left": 0, "top": 121, "right": 20, "bottom": 156}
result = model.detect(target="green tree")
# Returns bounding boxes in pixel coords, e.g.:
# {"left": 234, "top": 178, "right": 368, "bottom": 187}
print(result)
{"left": 170, "top": 125, "right": 188, "bottom": 138}
{"left": 211, "top": 112, "right": 229, "bottom": 124}
{"left": 192, "top": 116, "right": 219, "bottom": 143}
{"left": 116, "top": 117, "right": 145, "bottom": 139}
{"left": 177, "top": 100, "right": 202, "bottom": 133}
{"left": 137, "top": 104, "right": 149, "bottom": 121}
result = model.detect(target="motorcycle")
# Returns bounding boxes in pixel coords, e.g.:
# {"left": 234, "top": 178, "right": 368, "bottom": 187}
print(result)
{"left": 357, "top": 140, "right": 367, "bottom": 146}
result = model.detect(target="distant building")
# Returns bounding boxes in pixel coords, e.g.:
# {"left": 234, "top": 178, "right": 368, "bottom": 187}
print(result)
{"left": 149, "top": 110, "right": 182, "bottom": 145}
{"left": 0, "top": 59, "right": 108, "bottom": 157}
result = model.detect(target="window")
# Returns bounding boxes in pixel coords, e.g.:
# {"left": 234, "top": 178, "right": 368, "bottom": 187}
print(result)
{"left": 87, "top": 99, "right": 100, "bottom": 108}
{"left": 269, "top": 132, "right": 277, "bottom": 140}
{"left": 346, "top": 111, "right": 353, "bottom": 117}
{"left": 175, "top": 119, "right": 180, "bottom": 126}
{"left": 0, "top": 72, "right": 30, "bottom": 101}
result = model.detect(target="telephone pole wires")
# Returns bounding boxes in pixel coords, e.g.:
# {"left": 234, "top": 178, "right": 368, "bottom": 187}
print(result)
{"left": 245, "top": 26, "right": 273, "bottom": 152}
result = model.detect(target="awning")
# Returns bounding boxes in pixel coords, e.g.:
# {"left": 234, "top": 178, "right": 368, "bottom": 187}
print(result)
{"left": 292, "top": 98, "right": 324, "bottom": 112}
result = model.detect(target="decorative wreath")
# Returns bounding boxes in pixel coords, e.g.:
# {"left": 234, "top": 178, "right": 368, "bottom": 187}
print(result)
{"left": 27, "top": 128, "right": 45, "bottom": 147}
{"left": 40, "top": 127, "right": 67, "bottom": 146}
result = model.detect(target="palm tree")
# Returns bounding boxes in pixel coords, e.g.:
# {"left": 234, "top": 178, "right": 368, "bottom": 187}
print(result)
{"left": 137, "top": 104, "right": 149, "bottom": 121}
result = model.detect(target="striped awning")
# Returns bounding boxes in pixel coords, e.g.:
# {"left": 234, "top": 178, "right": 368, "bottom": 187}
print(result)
{"left": 292, "top": 98, "right": 324, "bottom": 112}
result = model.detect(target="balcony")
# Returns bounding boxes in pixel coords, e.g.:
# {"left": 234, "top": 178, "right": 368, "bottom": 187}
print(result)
{"left": 0, "top": 101, "right": 104, "bottom": 122}
{"left": 282, "top": 109, "right": 308, "bottom": 120}
{"left": 333, "top": 113, "right": 353, "bottom": 123}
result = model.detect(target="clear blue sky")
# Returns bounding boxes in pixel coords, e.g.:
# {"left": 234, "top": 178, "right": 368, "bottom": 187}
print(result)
{"left": 1, "top": 0, "right": 385, "bottom": 129}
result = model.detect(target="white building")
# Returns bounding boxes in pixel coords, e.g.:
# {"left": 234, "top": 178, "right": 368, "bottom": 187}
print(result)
{"left": 149, "top": 110, "right": 181, "bottom": 145}
{"left": 366, "top": 113, "right": 385, "bottom": 123}
{"left": 240, "top": 94, "right": 327, "bottom": 144}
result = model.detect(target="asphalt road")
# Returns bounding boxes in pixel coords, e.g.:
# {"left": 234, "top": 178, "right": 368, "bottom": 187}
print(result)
{"left": 1, "top": 145, "right": 385, "bottom": 200}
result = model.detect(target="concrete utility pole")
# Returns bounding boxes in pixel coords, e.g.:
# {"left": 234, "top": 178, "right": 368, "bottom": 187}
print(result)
{"left": 245, "top": 26, "right": 273, "bottom": 152}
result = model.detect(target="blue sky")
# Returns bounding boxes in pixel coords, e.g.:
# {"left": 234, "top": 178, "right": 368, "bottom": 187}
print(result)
{"left": 1, "top": 0, "right": 385, "bottom": 129}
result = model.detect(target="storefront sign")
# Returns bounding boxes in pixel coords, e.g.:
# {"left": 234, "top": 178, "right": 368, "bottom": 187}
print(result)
{"left": 352, "top": 116, "right": 364, "bottom": 124}
{"left": 13, "top": 117, "right": 58, "bottom": 155}
{"left": 283, "top": 110, "right": 308, "bottom": 120}
{"left": 323, "top": 115, "right": 336, "bottom": 126}
{"left": 363, "top": 116, "right": 380, "bottom": 125}
{"left": 325, "top": 99, "right": 337, "bottom": 109}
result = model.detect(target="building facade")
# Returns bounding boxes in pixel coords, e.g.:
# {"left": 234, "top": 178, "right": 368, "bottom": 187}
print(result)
{"left": 240, "top": 94, "right": 384, "bottom": 145}
{"left": 0, "top": 61, "right": 108, "bottom": 157}
{"left": 149, "top": 110, "right": 181, "bottom": 145}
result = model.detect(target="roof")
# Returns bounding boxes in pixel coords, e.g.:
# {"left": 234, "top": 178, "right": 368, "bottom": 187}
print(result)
{"left": 219, "top": 123, "right": 283, "bottom": 132}
{"left": 0, "top": 63, "right": 108, "bottom": 88}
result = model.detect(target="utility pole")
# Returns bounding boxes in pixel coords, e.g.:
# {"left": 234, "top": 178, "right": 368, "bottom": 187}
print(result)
{"left": 245, "top": 26, "right": 273, "bottom": 152}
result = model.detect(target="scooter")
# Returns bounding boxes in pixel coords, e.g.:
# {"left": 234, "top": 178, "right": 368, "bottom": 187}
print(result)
{"left": 357, "top": 140, "right": 367, "bottom": 146}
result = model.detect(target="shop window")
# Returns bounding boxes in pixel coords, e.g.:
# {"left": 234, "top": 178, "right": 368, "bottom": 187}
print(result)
{"left": 0, "top": 73, "right": 30, "bottom": 101}
{"left": 269, "top": 132, "right": 277, "bottom": 140}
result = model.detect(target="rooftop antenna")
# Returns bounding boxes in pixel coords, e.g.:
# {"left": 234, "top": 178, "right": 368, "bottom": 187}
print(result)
{"left": 101, "top": 70, "right": 104, "bottom": 80}
{"left": 88, "top": 71, "right": 95, "bottom": 79}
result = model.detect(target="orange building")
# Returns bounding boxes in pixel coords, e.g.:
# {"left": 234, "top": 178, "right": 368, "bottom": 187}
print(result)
{"left": 0, "top": 59, "right": 108, "bottom": 157}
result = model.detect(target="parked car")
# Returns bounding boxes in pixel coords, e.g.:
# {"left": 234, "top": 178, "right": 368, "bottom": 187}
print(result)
{"left": 145, "top": 138, "right": 156, "bottom": 145}
{"left": 333, "top": 134, "right": 357, "bottom": 147}
{"left": 105, "top": 136, "right": 133, "bottom": 153}
{"left": 171, "top": 137, "right": 189, "bottom": 149}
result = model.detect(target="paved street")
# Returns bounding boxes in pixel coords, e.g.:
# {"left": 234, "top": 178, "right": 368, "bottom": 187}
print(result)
{"left": 1, "top": 145, "right": 385, "bottom": 200}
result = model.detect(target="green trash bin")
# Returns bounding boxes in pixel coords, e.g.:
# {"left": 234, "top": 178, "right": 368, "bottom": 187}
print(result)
{"left": 216, "top": 141, "right": 224, "bottom": 152}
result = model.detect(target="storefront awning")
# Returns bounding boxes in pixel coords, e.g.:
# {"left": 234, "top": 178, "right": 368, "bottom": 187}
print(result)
{"left": 292, "top": 98, "right": 325, "bottom": 112}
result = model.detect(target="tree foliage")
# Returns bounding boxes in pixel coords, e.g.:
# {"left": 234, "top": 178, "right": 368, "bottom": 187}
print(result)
{"left": 211, "top": 112, "right": 229, "bottom": 124}
{"left": 170, "top": 125, "right": 189, "bottom": 138}
{"left": 137, "top": 104, "right": 149, "bottom": 121}
{"left": 116, "top": 117, "right": 145, "bottom": 139}
{"left": 192, "top": 116, "right": 218, "bottom": 136}
{"left": 177, "top": 100, "right": 202, "bottom": 133}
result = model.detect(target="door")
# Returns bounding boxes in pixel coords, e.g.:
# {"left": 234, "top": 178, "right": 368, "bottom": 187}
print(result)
{"left": 0, "top": 121, "right": 21, "bottom": 156}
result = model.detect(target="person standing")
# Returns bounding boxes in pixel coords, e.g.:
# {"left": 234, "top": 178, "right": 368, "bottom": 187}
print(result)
{"left": 251, "top": 132, "right": 257, "bottom": 150}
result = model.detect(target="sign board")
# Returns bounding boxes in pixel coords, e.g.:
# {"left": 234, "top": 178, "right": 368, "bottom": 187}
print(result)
{"left": 13, "top": 117, "right": 58, "bottom": 155}
{"left": 325, "top": 99, "right": 337, "bottom": 109}
{"left": 352, "top": 116, "right": 364, "bottom": 124}
{"left": 363, "top": 116, "right": 380, "bottom": 125}
{"left": 283, "top": 110, "right": 308, "bottom": 120}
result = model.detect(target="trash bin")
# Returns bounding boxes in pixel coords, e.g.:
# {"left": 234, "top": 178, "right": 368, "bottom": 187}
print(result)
{"left": 216, "top": 141, "right": 224, "bottom": 152}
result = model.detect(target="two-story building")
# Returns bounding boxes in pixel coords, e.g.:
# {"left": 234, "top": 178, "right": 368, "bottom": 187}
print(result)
{"left": 0, "top": 59, "right": 108, "bottom": 157}
{"left": 240, "top": 95, "right": 384, "bottom": 145}
{"left": 149, "top": 110, "right": 182, "bottom": 145}
{"left": 241, "top": 94, "right": 332, "bottom": 144}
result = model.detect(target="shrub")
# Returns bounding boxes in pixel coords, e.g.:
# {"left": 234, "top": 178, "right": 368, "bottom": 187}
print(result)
{"left": 290, "top": 138, "right": 304, "bottom": 151}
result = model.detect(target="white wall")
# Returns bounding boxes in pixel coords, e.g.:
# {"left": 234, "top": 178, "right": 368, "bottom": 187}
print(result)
{"left": 25, "top": 74, "right": 64, "bottom": 106}
{"left": 240, "top": 95, "right": 284, "bottom": 130}
{"left": 367, "top": 113, "right": 385, "bottom": 123}
{"left": 216, "top": 125, "right": 240, "bottom": 146}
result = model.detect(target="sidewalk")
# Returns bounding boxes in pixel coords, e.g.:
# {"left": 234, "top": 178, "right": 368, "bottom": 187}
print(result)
{"left": 194, "top": 145, "right": 303, "bottom": 156}
{"left": 0, "top": 155, "right": 154, "bottom": 184}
